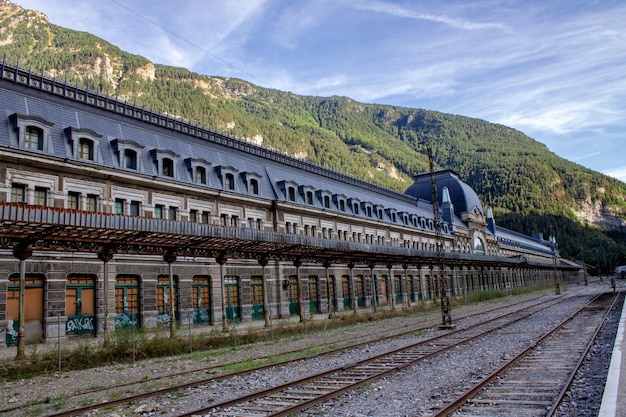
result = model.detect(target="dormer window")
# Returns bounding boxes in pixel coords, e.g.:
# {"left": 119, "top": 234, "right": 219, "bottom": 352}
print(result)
{"left": 78, "top": 138, "right": 94, "bottom": 160}
{"left": 185, "top": 157, "right": 211, "bottom": 185}
{"left": 316, "top": 189, "right": 332, "bottom": 209}
{"left": 11, "top": 113, "right": 54, "bottom": 152}
{"left": 241, "top": 171, "right": 263, "bottom": 196}
{"left": 162, "top": 158, "right": 174, "bottom": 177}
{"left": 216, "top": 165, "right": 239, "bottom": 191}
{"left": 225, "top": 173, "right": 235, "bottom": 190}
{"left": 25, "top": 126, "right": 44, "bottom": 150}
{"left": 65, "top": 127, "right": 102, "bottom": 162}
{"left": 298, "top": 185, "right": 315, "bottom": 205}
{"left": 113, "top": 139, "right": 145, "bottom": 171}
{"left": 333, "top": 193, "right": 347, "bottom": 212}
{"left": 124, "top": 149, "right": 137, "bottom": 169}
{"left": 196, "top": 166, "right": 207, "bottom": 184}
{"left": 151, "top": 149, "right": 180, "bottom": 179}
{"left": 277, "top": 180, "right": 298, "bottom": 202}
{"left": 250, "top": 178, "right": 259, "bottom": 195}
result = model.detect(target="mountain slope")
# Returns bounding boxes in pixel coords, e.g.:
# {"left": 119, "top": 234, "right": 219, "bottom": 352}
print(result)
{"left": 1, "top": 0, "right": 626, "bottom": 267}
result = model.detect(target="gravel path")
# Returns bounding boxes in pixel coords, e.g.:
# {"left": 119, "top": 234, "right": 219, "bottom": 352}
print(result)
{"left": 0, "top": 281, "right": 613, "bottom": 417}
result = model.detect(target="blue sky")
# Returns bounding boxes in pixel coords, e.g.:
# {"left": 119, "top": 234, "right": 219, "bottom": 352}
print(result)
{"left": 13, "top": 0, "right": 626, "bottom": 182}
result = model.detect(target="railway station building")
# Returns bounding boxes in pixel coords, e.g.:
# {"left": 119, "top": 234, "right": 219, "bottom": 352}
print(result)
{"left": 0, "top": 63, "right": 580, "bottom": 346}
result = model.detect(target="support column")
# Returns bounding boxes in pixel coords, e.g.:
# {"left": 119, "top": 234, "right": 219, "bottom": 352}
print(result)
{"left": 163, "top": 250, "right": 177, "bottom": 339}
{"left": 97, "top": 245, "right": 114, "bottom": 345}
{"left": 215, "top": 253, "right": 228, "bottom": 332}
{"left": 258, "top": 256, "right": 271, "bottom": 328}
{"left": 323, "top": 260, "right": 333, "bottom": 319}
{"left": 13, "top": 242, "right": 33, "bottom": 360}
{"left": 348, "top": 261, "right": 357, "bottom": 323}
{"left": 294, "top": 258, "right": 304, "bottom": 322}
{"left": 368, "top": 261, "right": 377, "bottom": 312}
{"left": 387, "top": 263, "right": 395, "bottom": 310}
{"left": 402, "top": 264, "right": 410, "bottom": 308}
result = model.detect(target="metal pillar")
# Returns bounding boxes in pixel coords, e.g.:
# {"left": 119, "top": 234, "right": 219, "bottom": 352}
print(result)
{"left": 13, "top": 243, "right": 32, "bottom": 359}
{"left": 403, "top": 264, "right": 410, "bottom": 308}
{"left": 258, "top": 256, "right": 271, "bottom": 327}
{"left": 323, "top": 260, "right": 333, "bottom": 319}
{"left": 368, "top": 262, "right": 377, "bottom": 312}
{"left": 348, "top": 261, "right": 357, "bottom": 323}
{"left": 388, "top": 264, "right": 395, "bottom": 310}
{"left": 97, "top": 245, "right": 114, "bottom": 344}
{"left": 294, "top": 258, "right": 304, "bottom": 322}
{"left": 216, "top": 253, "right": 228, "bottom": 332}
{"left": 163, "top": 250, "right": 177, "bottom": 339}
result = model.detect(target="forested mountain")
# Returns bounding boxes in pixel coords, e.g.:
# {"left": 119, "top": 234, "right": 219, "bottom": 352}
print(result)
{"left": 1, "top": 0, "right": 625, "bottom": 271}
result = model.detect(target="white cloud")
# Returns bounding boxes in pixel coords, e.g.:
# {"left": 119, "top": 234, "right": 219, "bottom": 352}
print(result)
{"left": 604, "top": 167, "right": 626, "bottom": 184}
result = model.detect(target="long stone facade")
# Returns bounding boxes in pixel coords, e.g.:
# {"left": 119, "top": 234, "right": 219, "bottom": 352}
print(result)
{"left": 0, "top": 63, "right": 578, "bottom": 346}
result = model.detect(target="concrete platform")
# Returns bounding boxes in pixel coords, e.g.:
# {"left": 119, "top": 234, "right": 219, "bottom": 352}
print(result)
{"left": 600, "top": 289, "right": 626, "bottom": 416}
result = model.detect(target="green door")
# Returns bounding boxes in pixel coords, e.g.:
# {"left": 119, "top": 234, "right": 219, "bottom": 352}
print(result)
{"left": 288, "top": 277, "right": 299, "bottom": 316}
{"left": 251, "top": 277, "right": 264, "bottom": 320}
{"left": 66, "top": 275, "right": 96, "bottom": 336}
{"left": 192, "top": 276, "right": 211, "bottom": 324}
{"left": 308, "top": 278, "right": 319, "bottom": 314}
{"left": 224, "top": 275, "right": 240, "bottom": 322}
{"left": 114, "top": 275, "right": 140, "bottom": 329}
{"left": 342, "top": 277, "right": 351, "bottom": 309}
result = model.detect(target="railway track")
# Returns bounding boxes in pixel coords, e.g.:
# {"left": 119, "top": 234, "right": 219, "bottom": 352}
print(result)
{"left": 429, "top": 291, "right": 622, "bottom": 417}
{"left": 171, "top": 291, "right": 594, "bottom": 417}
{"left": 1, "top": 292, "right": 557, "bottom": 417}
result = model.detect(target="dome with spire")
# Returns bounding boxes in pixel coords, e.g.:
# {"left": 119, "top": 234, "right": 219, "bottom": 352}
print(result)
{"left": 404, "top": 169, "right": 484, "bottom": 218}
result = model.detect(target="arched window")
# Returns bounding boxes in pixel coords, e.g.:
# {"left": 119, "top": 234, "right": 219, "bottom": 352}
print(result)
{"left": 196, "top": 166, "right": 207, "bottom": 184}
{"left": 473, "top": 236, "right": 486, "bottom": 255}
{"left": 225, "top": 173, "right": 235, "bottom": 190}
{"left": 78, "top": 138, "right": 94, "bottom": 160}
{"left": 250, "top": 178, "right": 259, "bottom": 195}
{"left": 25, "top": 126, "right": 44, "bottom": 150}
{"left": 162, "top": 158, "right": 174, "bottom": 177}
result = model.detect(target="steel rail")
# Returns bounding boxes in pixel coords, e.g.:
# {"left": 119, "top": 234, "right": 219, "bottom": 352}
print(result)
{"left": 33, "top": 294, "right": 560, "bottom": 417}
{"left": 173, "top": 293, "right": 584, "bottom": 417}
{"left": 428, "top": 291, "right": 620, "bottom": 417}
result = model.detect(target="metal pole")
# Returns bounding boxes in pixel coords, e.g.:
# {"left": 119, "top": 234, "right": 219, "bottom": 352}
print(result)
{"left": 57, "top": 313, "right": 61, "bottom": 372}
{"left": 216, "top": 253, "right": 228, "bottom": 332}
{"left": 14, "top": 243, "right": 32, "bottom": 360}
{"left": 164, "top": 251, "right": 177, "bottom": 339}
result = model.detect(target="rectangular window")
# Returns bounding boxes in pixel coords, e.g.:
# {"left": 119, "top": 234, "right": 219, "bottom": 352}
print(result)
{"left": 221, "top": 213, "right": 228, "bottom": 226}
{"left": 230, "top": 215, "right": 239, "bottom": 227}
{"left": 168, "top": 206, "right": 177, "bottom": 221}
{"left": 202, "top": 211, "right": 210, "bottom": 224}
{"left": 124, "top": 149, "right": 137, "bottom": 170}
{"left": 68, "top": 192, "right": 80, "bottom": 210}
{"left": 154, "top": 204, "right": 163, "bottom": 219}
{"left": 130, "top": 201, "right": 140, "bottom": 216}
{"left": 190, "top": 209, "right": 198, "bottom": 223}
{"left": 86, "top": 195, "right": 98, "bottom": 212}
{"left": 11, "top": 184, "right": 26, "bottom": 203}
{"left": 114, "top": 198, "right": 125, "bottom": 214}
{"left": 34, "top": 187, "right": 47, "bottom": 206}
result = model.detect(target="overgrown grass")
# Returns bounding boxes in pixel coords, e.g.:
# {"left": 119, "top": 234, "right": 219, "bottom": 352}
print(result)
{"left": 0, "top": 283, "right": 552, "bottom": 380}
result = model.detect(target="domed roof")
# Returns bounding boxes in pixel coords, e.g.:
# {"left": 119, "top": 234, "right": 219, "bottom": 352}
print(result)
{"left": 404, "top": 169, "right": 484, "bottom": 218}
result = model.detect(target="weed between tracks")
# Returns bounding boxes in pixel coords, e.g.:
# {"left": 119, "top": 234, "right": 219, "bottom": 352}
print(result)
{"left": 0, "top": 283, "right": 551, "bottom": 380}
